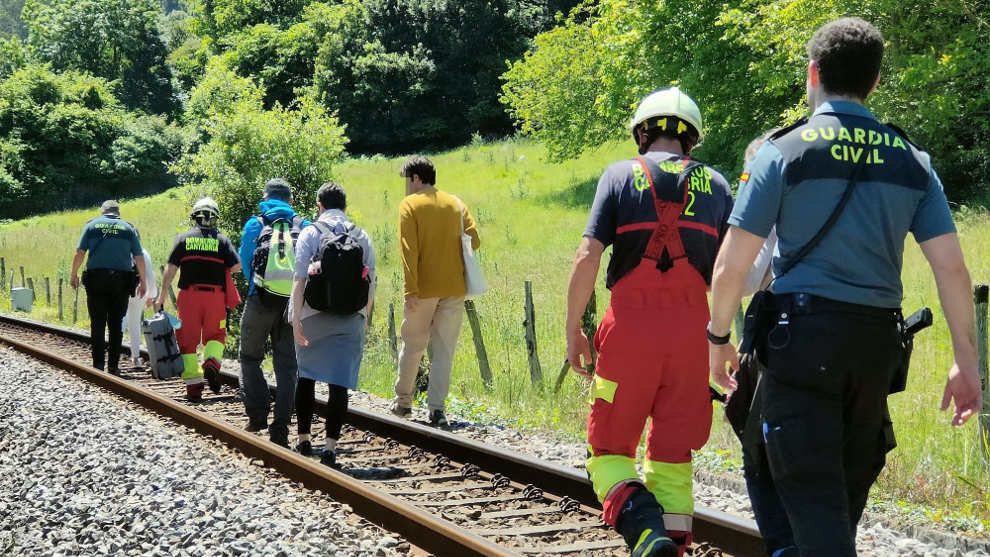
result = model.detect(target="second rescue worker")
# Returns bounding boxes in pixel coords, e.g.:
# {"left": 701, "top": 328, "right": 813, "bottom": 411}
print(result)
{"left": 566, "top": 87, "right": 733, "bottom": 557}
{"left": 158, "top": 198, "right": 241, "bottom": 401}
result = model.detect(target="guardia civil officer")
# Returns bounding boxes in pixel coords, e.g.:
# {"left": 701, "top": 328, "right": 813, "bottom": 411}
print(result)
{"left": 70, "top": 200, "right": 148, "bottom": 375}
{"left": 708, "top": 18, "right": 983, "bottom": 556}
{"left": 157, "top": 198, "right": 241, "bottom": 401}
{"left": 566, "top": 87, "right": 733, "bottom": 557}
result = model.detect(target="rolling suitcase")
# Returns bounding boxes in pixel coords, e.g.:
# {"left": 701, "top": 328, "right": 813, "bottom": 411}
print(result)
{"left": 142, "top": 312, "right": 184, "bottom": 379}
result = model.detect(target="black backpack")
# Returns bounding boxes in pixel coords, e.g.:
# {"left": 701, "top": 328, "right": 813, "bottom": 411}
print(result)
{"left": 303, "top": 220, "right": 370, "bottom": 315}
{"left": 251, "top": 214, "right": 304, "bottom": 296}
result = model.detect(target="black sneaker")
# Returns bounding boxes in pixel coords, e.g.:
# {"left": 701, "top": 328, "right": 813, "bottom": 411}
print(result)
{"left": 108, "top": 368, "right": 121, "bottom": 377}
{"left": 244, "top": 419, "right": 268, "bottom": 432}
{"left": 296, "top": 440, "right": 313, "bottom": 456}
{"left": 319, "top": 449, "right": 337, "bottom": 468}
{"left": 429, "top": 409, "right": 448, "bottom": 428}
{"left": 616, "top": 487, "right": 677, "bottom": 557}
{"left": 269, "top": 429, "right": 289, "bottom": 448}
{"left": 203, "top": 362, "right": 222, "bottom": 394}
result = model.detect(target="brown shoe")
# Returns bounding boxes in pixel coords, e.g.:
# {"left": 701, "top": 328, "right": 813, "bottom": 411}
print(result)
{"left": 185, "top": 383, "right": 205, "bottom": 401}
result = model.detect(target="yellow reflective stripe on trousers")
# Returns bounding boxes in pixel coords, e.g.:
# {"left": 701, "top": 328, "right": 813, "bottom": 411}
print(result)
{"left": 585, "top": 453, "right": 638, "bottom": 503}
{"left": 204, "top": 340, "right": 224, "bottom": 362}
{"left": 586, "top": 375, "right": 618, "bottom": 405}
{"left": 643, "top": 459, "right": 694, "bottom": 515}
{"left": 181, "top": 353, "right": 201, "bottom": 381}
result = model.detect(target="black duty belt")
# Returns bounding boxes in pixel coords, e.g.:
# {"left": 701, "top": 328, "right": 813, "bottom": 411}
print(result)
{"left": 776, "top": 292, "right": 900, "bottom": 320}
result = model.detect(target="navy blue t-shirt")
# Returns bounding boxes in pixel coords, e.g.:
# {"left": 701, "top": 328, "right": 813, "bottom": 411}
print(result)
{"left": 730, "top": 101, "right": 955, "bottom": 307}
{"left": 584, "top": 151, "right": 734, "bottom": 287}
{"left": 77, "top": 215, "right": 142, "bottom": 271}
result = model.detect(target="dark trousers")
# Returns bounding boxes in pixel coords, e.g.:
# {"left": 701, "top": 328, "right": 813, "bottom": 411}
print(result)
{"left": 239, "top": 293, "right": 298, "bottom": 437}
{"left": 751, "top": 295, "right": 901, "bottom": 556}
{"left": 296, "top": 379, "right": 348, "bottom": 441}
{"left": 84, "top": 270, "right": 131, "bottom": 372}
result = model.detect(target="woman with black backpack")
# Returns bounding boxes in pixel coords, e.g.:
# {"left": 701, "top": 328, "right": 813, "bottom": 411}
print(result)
{"left": 289, "top": 182, "right": 375, "bottom": 468}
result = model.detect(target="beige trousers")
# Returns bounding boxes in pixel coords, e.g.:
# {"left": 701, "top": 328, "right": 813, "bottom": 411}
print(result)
{"left": 394, "top": 296, "right": 465, "bottom": 411}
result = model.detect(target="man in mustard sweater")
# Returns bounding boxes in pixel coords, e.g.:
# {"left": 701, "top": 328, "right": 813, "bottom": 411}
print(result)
{"left": 392, "top": 155, "right": 481, "bottom": 426}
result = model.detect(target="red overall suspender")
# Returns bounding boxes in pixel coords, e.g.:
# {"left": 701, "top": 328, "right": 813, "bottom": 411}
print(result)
{"left": 635, "top": 155, "right": 691, "bottom": 272}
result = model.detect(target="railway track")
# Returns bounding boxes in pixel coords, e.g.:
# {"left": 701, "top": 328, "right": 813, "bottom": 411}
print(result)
{"left": 0, "top": 313, "right": 763, "bottom": 556}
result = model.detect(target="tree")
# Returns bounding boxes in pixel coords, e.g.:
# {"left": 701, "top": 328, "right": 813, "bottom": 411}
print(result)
{"left": 22, "top": 0, "right": 177, "bottom": 115}
{"left": 501, "top": 0, "right": 990, "bottom": 201}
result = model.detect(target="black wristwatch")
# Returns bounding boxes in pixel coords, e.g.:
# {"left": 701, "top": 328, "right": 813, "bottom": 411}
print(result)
{"left": 706, "top": 322, "right": 731, "bottom": 345}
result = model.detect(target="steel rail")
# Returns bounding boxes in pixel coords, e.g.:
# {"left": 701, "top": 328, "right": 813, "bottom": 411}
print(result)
{"left": 0, "top": 312, "right": 765, "bottom": 556}
{"left": 0, "top": 323, "right": 515, "bottom": 557}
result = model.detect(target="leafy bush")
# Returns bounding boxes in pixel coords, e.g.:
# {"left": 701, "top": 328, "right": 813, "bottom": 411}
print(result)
{"left": 0, "top": 65, "right": 184, "bottom": 217}
{"left": 172, "top": 90, "right": 347, "bottom": 244}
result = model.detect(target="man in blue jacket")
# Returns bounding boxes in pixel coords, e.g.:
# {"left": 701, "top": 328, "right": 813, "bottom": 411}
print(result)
{"left": 238, "top": 178, "right": 311, "bottom": 446}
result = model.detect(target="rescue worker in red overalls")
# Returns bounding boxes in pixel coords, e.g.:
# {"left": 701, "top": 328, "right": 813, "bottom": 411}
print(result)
{"left": 565, "top": 87, "right": 734, "bottom": 557}
{"left": 157, "top": 198, "right": 241, "bottom": 401}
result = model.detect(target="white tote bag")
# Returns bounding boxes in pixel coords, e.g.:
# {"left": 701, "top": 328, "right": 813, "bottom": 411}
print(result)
{"left": 455, "top": 196, "right": 487, "bottom": 297}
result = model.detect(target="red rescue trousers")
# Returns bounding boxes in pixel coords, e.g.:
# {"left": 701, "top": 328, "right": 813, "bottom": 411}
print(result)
{"left": 176, "top": 285, "right": 227, "bottom": 384}
{"left": 586, "top": 258, "right": 713, "bottom": 533}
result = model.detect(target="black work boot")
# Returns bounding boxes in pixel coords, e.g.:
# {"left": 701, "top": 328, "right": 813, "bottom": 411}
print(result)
{"left": 615, "top": 488, "right": 678, "bottom": 557}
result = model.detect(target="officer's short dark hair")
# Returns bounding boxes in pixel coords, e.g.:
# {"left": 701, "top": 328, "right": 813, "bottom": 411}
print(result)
{"left": 264, "top": 178, "right": 291, "bottom": 202}
{"left": 806, "top": 17, "right": 884, "bottom": 100}
{"left": 317, "top": 182, "right": 346, "bottom": 211}
{"left": 399, "top": 155, "right": 436, "bottom": 185}
{"left": 100, "top": 199, "right": 120, "bottom": 215}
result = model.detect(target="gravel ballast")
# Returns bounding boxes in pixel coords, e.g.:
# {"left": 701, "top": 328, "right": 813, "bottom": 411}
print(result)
{"left": 0, "top": 346, "right": 404, "bottom": 556}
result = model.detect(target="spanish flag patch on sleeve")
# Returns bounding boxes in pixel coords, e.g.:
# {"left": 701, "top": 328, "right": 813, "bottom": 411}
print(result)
{"left": 739, "top": 171, "right": 750, "bottom": 184}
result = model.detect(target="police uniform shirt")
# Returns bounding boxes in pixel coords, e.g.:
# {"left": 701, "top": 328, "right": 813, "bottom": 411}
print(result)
{"left": 167, "top": 228, "right": 240, "bottom": 290}
{"left": 77, "top": 215, "right": 142, "bottom": 271}
{"left": 730, "top": 101, "right": 956, "bottom": 308}
{"left": 584, "top": 151, "right": 734, "bottom": 288}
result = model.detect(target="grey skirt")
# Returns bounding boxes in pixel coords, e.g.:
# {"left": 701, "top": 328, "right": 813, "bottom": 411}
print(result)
{"left": 295, "top": 312, "right": 365, "bottom": 390}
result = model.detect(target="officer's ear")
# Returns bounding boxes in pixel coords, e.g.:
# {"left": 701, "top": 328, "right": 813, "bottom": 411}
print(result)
{"left": 807, "top": 60, "right": 820, "bottom": 89}
{"left": 868, "top": 73, "right": 880, "bottom": 97}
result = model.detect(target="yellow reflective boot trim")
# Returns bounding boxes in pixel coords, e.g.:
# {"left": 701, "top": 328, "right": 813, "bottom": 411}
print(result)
{"left": 643, "top": 459, "right": 694, "bottom": 515}
{"left": 635, "top": 529, "right": 672, "bottom": 555}
{"left": 585, "top": 453, "right": 638, "bottom": 503}
{"left": 586, "top": 375, "right": 618, "bottom": 405}
{"left": 204, "top": 340, "right": 224, "bottom": 362}
{"left": 181, "top": 354, "right": 202, "bottom": 381}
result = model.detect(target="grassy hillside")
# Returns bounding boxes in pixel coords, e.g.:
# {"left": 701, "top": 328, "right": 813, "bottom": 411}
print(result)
{"left": 1, "top": 138, "right": 987, "bottom": 530}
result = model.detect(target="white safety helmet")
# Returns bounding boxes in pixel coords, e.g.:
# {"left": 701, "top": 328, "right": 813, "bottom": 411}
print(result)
{"left": 628, "top": 86, "right": 705, "bottom": 147}
{"left": 190, "top": 197, "right": 220, "bottom": 228}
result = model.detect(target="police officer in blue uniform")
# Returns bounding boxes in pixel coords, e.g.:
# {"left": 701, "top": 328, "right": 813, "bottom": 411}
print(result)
{"left": 71, "top": 200, "right": 148, "bottom": 375}
{"left": 706, "top": 18, "right": 983, "bottom": 556}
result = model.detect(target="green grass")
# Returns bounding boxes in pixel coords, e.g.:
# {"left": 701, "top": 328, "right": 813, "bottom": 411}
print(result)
{"left": 1, "top": 137, "right": 988, "bottom": 531}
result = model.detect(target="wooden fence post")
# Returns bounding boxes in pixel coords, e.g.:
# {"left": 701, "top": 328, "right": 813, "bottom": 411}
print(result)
{"left": 464, "top": 299, "right": 493, "bottom": 390}
{"left": 26, "top": 277, "right": 34, "bottom": 302}
{"left": 58, "top": 278, "right": 64, "bottom": 321}
{"left": 8, "top": 271, "right": 13, "bottom": 294}
{"left": 73, "top": 287, "right": 80, "bottom": 323}
{"left": 975, "top": 285, "right": 990, "bottom": 463}
{"left": 388, "top": 302, "right": 398, "bottom": 362}
{"left": 0, "top": 257, "right": 5, "bottom": 290}
{"left": 523, "top": 280, "right": 543, "bottom": 387}
{"left": 555, "top": 290, "right": 597, "bottom": 392}
{"left": 19, "top": 266, "right": 25, "bottom": 287}
{"left": 44, "top": 277, "right": 51, "bottom": 307}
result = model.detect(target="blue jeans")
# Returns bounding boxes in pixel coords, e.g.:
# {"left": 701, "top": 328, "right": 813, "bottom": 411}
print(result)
{"left": 239, "top": 293, "right": 298, "bottom": 437}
